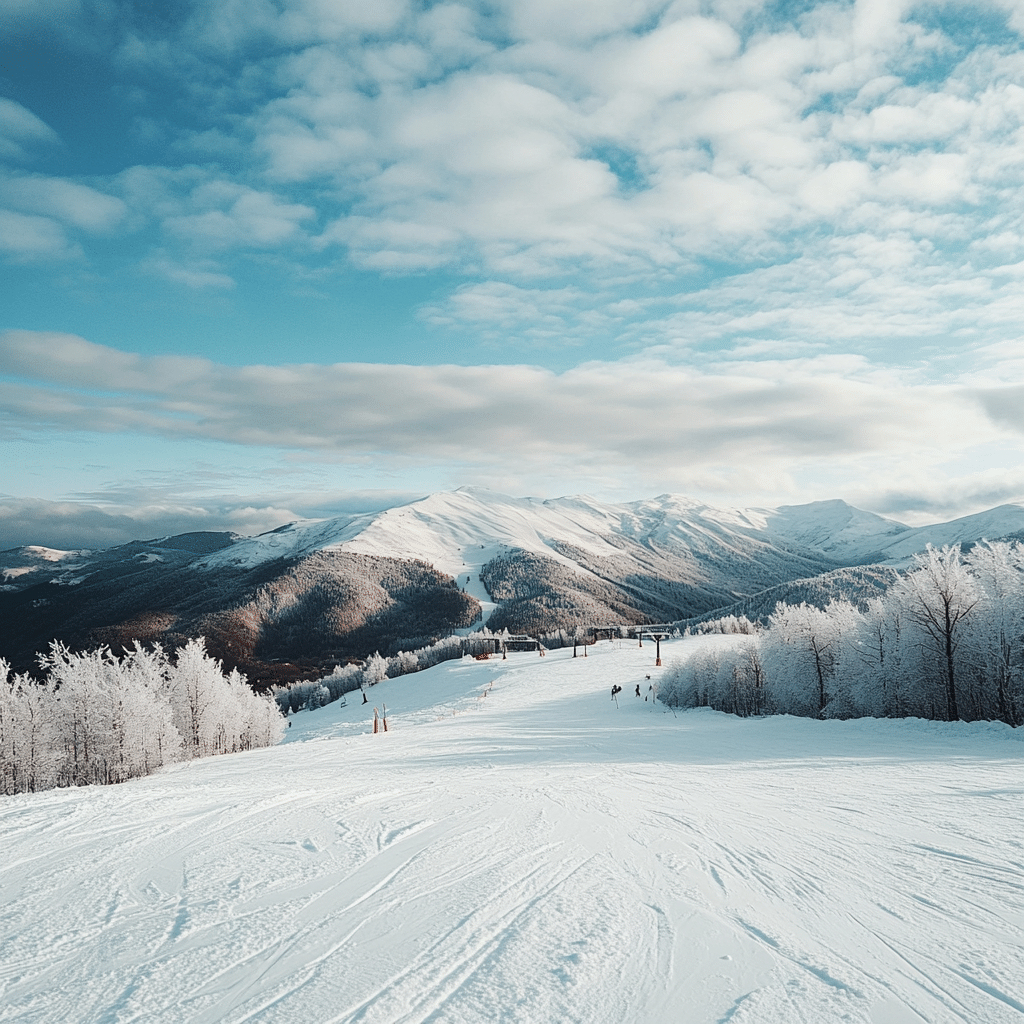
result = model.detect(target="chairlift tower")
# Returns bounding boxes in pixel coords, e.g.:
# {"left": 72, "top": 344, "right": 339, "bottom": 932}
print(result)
{"left": 639, "top": 632, "right": 668, "bottom": 666}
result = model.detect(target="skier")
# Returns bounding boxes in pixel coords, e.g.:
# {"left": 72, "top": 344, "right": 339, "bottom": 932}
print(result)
{"left": 635, "top": 684, "right": 641, "bottom": 697}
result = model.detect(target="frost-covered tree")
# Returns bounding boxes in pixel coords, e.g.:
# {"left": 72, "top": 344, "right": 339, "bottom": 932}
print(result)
{"left": 363, "top": 652, "right": 388, "bottom": 686}
{"left": 892, "top": 546, "right": 979, "bottom": 722}
{"left": 387, "top": 650, "right": 420, "bottom": 678}
{"left": 964, "top": 540, "right": 1024, "bottom": 725}
{"left": 660, "top": 644, "right": 723, "bottom": 709}
{"left": 163, "top": 639, "right": 285, "bottom": 757}
{"left": 0, "top": 662, "right": 55, "bottom": 794}
{"left": 839, "top": 596, "right": 908, "bottom": 718}
{"left": 732, "top": 638, "right": 769, "bottom": 717}
{"left": 690, "top": 645, "right": 723, "bottom": 708}
{"left": 226, "top": 667, "right": 286, "bottom": 751}
{"left": 660, "top": 637, "right": 767, "bottom": 716}
{"left": 664, "top": 541, "right": 1024, "bottom": 725}
{"left": 163, "top": 638, "right": 226, "bottom": 757}
{"left": 761, "top": 601, "right": 857, "bottom": 717}
{"left": 0, "top": 639, "right": 285, "bottom": 796}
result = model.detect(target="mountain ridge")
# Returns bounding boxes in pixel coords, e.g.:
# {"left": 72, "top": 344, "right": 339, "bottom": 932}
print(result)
{"left": 4, "top": 489, "right": 1024, "bottom": 684}
{"left": 189, "top": 488, "right": 914, "bottom": 577}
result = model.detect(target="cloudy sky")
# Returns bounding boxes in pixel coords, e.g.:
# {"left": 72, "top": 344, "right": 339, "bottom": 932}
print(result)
{"left": 4, "top": 0, "right": 1024, "bottom": 548}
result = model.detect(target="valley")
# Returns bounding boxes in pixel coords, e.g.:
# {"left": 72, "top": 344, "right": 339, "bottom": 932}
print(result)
{"left": 5, "top": 488, "right": 1024, "bottom": 686}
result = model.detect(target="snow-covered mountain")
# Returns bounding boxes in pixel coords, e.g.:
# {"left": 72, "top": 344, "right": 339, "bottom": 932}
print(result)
{"left": 865, "top": 503, "right": 1024, "bottom": 562}
{"left": 196, "top": 487, "right": 908, "bottom": 577}
{"left": 4, "top": 488, "right": 1024, "bottom": 682}
{"left": 756, "top": 498, "right": 912, "bottom": 562}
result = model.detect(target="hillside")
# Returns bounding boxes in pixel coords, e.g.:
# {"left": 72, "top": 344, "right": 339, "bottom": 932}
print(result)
{"left": 0, "top": 545, "right": 479, "bottom": 686}
{"left": 2, "top": 638, "right": 1021, "bottom": 1023}
{"left": 192, "top": 488, "right": 901, "bottom": 578}
{"left": 677, "top": 564, "right": 903, "bottom": 629}
{"left": 4, "top": 488, "right": 1024, "bottom": 679}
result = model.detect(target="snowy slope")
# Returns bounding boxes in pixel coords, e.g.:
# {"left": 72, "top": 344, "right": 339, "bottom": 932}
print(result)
{"left": 2, "top": 638, "right": 1022, "bottom": 1024}
{"left": 6, "top": 492, "right": 1024, "bottom": 684}
{"left": 196, "top": 489, "right": 1024, "bottom": 580}
{"left": 190, "top": 489, "right": 855, "bottom": 636}
{"left": 196, "top": 488, "right": 908, "bottom": 579}
{"left": 7, "top": 494, "right": 1024, "bottom": 590}
{"left": 0, "top": 545, "right": 93, "bottom": 590}
{"left": 757, "top": 499, "right": 911, "bottom": 562}
{"left": 196, "top": 489, "right": 639, "bottom": 578}
{"left": 872, "top": 503, "right": 1024, "bottom": 563}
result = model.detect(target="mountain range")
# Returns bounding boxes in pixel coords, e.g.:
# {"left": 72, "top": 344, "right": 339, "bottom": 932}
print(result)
{"left": 4, "top": 487, "right": 1024, "bottom": 685}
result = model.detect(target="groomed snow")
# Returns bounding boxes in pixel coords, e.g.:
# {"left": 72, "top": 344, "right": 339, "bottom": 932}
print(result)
{"left": 2, "top": 638, "right": 1022, "bottom": 1023}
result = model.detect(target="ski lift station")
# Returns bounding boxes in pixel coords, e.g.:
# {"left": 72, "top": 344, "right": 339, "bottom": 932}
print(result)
{"left": 503, "top": 635, "right": 544, "bottom": 653}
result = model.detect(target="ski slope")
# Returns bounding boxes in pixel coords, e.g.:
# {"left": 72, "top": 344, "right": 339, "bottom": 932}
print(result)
{"left": 1, "top": 638, "right": 1022, "bottom": 1024}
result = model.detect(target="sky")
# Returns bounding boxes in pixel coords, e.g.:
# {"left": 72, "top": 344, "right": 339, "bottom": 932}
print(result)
{"left": 4, "top": 0, "right": 1024, "bottom": 549}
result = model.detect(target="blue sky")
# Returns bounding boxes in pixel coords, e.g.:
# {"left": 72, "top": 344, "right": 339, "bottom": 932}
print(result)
{"left": 4, "top": 0, "right": 1024, "bottom": 548}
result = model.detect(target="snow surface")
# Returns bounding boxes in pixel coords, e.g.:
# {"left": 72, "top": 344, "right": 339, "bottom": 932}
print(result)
{"left": 194, "top": 488, "right": 911, "bottom": 579}
{"left": 758, "top": 499, "right": 911, "bottom": 561}
{"left": 873, "top": 504, "right": 1024, "bottom": 564}
{"left": 195, "top": 489, "right": 636, "bottom": 578}
{"left": 17, "top": 546, "right": 91, "bottom": 562}
{"left": 2, "top": 638, "right": 1023, "bottom": 1024}
{"left": 20, "top": 490, "right": 1024, "bottom": 587}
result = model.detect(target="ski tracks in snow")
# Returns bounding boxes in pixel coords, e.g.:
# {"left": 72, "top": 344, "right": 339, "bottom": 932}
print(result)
{"left": 1, "top": 641, "right": 1023, "bottom": 1023}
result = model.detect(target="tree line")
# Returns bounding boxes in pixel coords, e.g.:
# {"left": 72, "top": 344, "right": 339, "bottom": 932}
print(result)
{"left": 660, "top": 542, "right": 1024, "bottom": 725}
{"left": 1, "top": 639, "right": 286, "bottom": 796}
{"left": 276, "top": 630, "right": 516, "bottom": 714}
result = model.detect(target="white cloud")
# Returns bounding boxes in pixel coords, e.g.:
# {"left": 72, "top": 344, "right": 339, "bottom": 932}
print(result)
{"left": 0, "top": 98, "right": 60, "bottom": 162}
{"left": 8, "top": 1, "right": 1024, "bottom": 523}
{"left": 163, "top": 183, "right": 315, "bottom": 249}
{"left": 798, "top": 160, "right": 872, "bottom": 216}
{"left": 498, "top": 0, "right": 669, "bottom": 44}
{"left": 0, "top": 487, "right": 432, "bottom": 549}
{"left": 203, "top": 0, "right": 1024, "bottom": 287}
{"left": 0, "top": 209, "right": 77, "bottom": 261}
{"left": 836, "top": 453, "right": 1024, "bottom": 525}
{"left": 0, "top": 495, "right": 306, "bottom": 550}
{"left": 191, "top": 0, "right": 411, "bottom": 50}
{"left": 143, "top": 256, "right": 236, "bottom": 289}
{"left": 836, "top": 92, "right": 975, "bottom": 144}
{"left": 420, "top": 282, "right": 615, "bottom": 345}
{"left": 422, "top": 216, "right": 1024, "bottom": 358}
{"left": 0, "top": 174, "right": 126, "bottom": 232}
{"left": 2, "top": 331, "right": 1020, "bottom": 519}
{"left": 13, "top": 1, "right": 1024, "bottom": 336}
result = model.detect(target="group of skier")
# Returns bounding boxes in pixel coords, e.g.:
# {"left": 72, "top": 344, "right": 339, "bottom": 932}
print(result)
{"left": 610, "top": 677, "right": 656, "bottom": 705}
